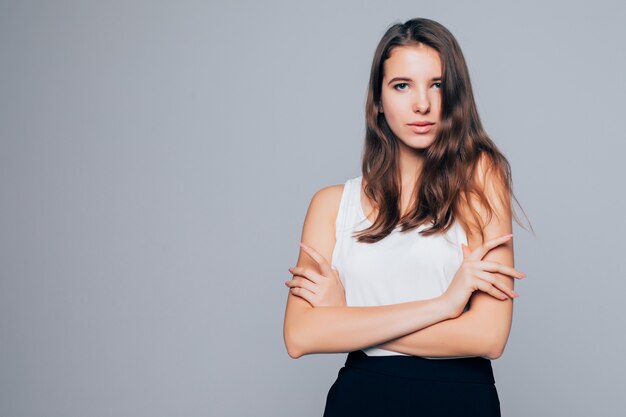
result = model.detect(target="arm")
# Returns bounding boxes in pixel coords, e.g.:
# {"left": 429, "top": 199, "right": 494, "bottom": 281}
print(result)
{"left": 372, "top": 296, "right": 512, "bottom": 359}
{"left": 375, "top": 154, "right": 516, "bottom": 359}
{"left": 283, "top": 185, "right": 455, "bottom": 359}
{"left": 288, "top": 297, "right": 453, "bottom": 358}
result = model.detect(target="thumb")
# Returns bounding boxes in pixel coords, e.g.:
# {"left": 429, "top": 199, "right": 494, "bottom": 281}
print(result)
{"left": 461, "top": 243, "right": 471, "bottom": 258}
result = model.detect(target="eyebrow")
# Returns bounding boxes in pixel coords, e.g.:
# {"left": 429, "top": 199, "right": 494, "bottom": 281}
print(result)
{"left": 387, "top": 76, "right": 442, "bottom": 85}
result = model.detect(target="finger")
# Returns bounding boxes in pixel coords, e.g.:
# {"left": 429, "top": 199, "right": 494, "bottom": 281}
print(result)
{"left": 468, "top": 234, "right": 513, "bottom": 261}
{"left": 461, "top": 243, "right": 472, "bottom": 260}
{"left": 289, "top": 286, "right": 316, "bottom": 305}
{"left": 289, "top": 266, "right": 322, "bottom": 284}
{"left": 285, "top": 277, "right": 318, "bottom": 294}
{"left": 474, "top": 278, "right": 510, "bottom": 301}
{"left": 473, "top": 269, "right": 517, "bottom": 298}
{"left": 474, "top": 260, "right": 526, "bottom": 279}
{"left": 474, "top": 270, "right": 518, "bottom": 299}
{"left": 300, "top": 242, "right": 332, "bottom": 276}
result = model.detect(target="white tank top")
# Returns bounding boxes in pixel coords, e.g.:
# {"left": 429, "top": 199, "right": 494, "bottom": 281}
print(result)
{"left": 331, "top": 175, "right": 471, "bottom": 358}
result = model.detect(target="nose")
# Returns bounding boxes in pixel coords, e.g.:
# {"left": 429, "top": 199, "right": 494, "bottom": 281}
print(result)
{"left": 413, "top": 92, "right": 430, "bottom": 114}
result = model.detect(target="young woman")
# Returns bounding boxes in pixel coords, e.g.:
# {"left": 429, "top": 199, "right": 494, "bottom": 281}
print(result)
{"left": 283, "top": 17, "right": 527, "bottom": 417}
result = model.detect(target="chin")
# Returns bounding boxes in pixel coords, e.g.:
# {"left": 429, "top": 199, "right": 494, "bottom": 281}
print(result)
{"left": 399, "top": 137, "right": 435, "bottom": 150}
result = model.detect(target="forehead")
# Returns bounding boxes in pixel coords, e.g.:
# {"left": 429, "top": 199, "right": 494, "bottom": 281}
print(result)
{"left": 383, "top": 44, "right": 442, "bottom": 78}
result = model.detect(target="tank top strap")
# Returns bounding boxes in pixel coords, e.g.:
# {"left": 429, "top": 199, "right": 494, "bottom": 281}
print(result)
{"left": 332, "top": 176, "right": 364, "bottom": 271}
{"left": 349, "top": 176, "right": 370, "bottom": 229}
{"left": 339, "top": 176, "right": 368, "bottom": 235}
{"left": 335, "top": 177, "right": 354, "bottom": 238}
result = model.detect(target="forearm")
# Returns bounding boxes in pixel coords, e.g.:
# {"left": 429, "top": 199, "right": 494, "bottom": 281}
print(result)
{"left": 287, "top": 297, "right": 452, "bottom": 357}
{"left": 374, "top": 308, "right": 496, "bottom": 359}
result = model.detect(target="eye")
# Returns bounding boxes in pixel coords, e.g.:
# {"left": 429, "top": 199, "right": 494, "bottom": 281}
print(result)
{"left": 432, "top": 82, "right": 442, "bottom": 89}
{"left": 393, "top": 83, "right": 409, "bottom": 91}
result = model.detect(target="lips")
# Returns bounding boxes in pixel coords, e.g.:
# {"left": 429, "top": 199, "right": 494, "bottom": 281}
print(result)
{"left": 408, "top": 121, "right": 434, "bottom": 126}
{"left": 408, "top": 123, "right": 434, "bottom": 134}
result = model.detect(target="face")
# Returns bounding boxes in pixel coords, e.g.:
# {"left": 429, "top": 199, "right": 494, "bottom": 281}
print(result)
{"left": 380, "top": 44, "right": 443, "bottom": 150}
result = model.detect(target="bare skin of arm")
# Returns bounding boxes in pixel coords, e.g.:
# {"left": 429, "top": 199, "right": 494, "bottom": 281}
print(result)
{"left": 374, "top": 154, "right": 517, "bottom": 359}
{"left": 282, "top": 185, "right": 456, "bottom": 359}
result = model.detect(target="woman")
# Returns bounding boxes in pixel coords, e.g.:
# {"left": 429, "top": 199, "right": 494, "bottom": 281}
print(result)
{"left": 283, "top": 17, "right": 527, "bottom": 417}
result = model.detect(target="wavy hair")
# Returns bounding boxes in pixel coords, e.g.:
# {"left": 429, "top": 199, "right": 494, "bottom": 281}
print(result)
{"left": 355, "top": 17, "right": 531, "bottom": 243}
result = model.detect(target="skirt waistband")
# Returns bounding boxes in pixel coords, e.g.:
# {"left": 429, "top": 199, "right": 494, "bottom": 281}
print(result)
{"left": 344, "top": 350, "right": 495, "bottom": 384}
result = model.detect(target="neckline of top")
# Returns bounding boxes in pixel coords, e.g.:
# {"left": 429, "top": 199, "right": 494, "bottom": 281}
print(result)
{"left": 356, "top": 176, "right": 374, "bottom": 225}
{"left": 355, "top": 175, "right": 430, "bottom": 232}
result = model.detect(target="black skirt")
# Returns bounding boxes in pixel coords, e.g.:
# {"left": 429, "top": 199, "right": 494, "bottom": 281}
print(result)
{"left": 323, "top": 350, "right": 501, "bottom": 417}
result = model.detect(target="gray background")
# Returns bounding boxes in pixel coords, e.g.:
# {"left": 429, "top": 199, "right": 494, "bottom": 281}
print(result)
{"left": 1, "top": 1, "right": 624, "bottom": 416}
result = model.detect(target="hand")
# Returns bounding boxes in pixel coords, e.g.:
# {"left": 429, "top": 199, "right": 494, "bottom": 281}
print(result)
{"left": 440, "top": 234, "right": 526, "bottom": 319}
{"left": 284, "top": 242, "right": 347, "bottom": 307}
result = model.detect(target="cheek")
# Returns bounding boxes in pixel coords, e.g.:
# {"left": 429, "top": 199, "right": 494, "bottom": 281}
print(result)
{"left": 383, "top": 110, "right": 399, "bottom": 127}
{"left": 381, "top": 99, "right": 405, "bottom": 125}
{"left": 432, "top": 95, "right": 442, "bottom": 115}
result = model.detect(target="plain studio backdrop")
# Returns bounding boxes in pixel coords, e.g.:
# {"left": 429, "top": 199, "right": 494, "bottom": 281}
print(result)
{"left": 1, "top": 1, "right": 624, "bottom": 416}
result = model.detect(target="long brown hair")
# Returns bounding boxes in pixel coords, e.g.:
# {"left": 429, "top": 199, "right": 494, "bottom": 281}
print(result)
{"left": 356, "top": 17, "right": 531, "bottom": 243}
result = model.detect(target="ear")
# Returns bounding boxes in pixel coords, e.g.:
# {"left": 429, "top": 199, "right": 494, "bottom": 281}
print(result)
{"left": 378, "top": 103, "right": 384, "bottom": 113}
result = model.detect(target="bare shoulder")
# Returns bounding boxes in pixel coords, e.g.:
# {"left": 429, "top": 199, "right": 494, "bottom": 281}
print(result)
{"left": 308, "top": 183, "right": 344, "bottom": 220}
{"left": 300, "top": 183, "right": 345, "bottom": 254}
{"left": 291, "top": 181, "right": 345, "bottom": 279}
{"left": 457, "top": 152, "right": 511, "bottom": 245}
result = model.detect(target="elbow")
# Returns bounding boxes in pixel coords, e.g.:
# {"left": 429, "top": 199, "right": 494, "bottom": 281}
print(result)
{"left": 285, "top": 340, "right": 304, "bottom": 359}
{"left": 484, "top": 337, "right": 506, "bottom": 360}
{"left": 485, "top": 347, "right": 503, "bottom": 360}
{"left": 284, "top": 325, "right": 306, "bottom": 359}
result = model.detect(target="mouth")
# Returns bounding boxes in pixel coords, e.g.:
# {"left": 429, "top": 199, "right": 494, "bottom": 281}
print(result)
{"left": 407, "top": 121, "right": 435, "bottom": 126}
{"left": 407, "top": 122, "right": 435, "bottom": 134}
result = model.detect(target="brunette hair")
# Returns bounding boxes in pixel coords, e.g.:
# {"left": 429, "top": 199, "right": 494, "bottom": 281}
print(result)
{"left": 355, "top": 17, "right": 531, "bottom": 243}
